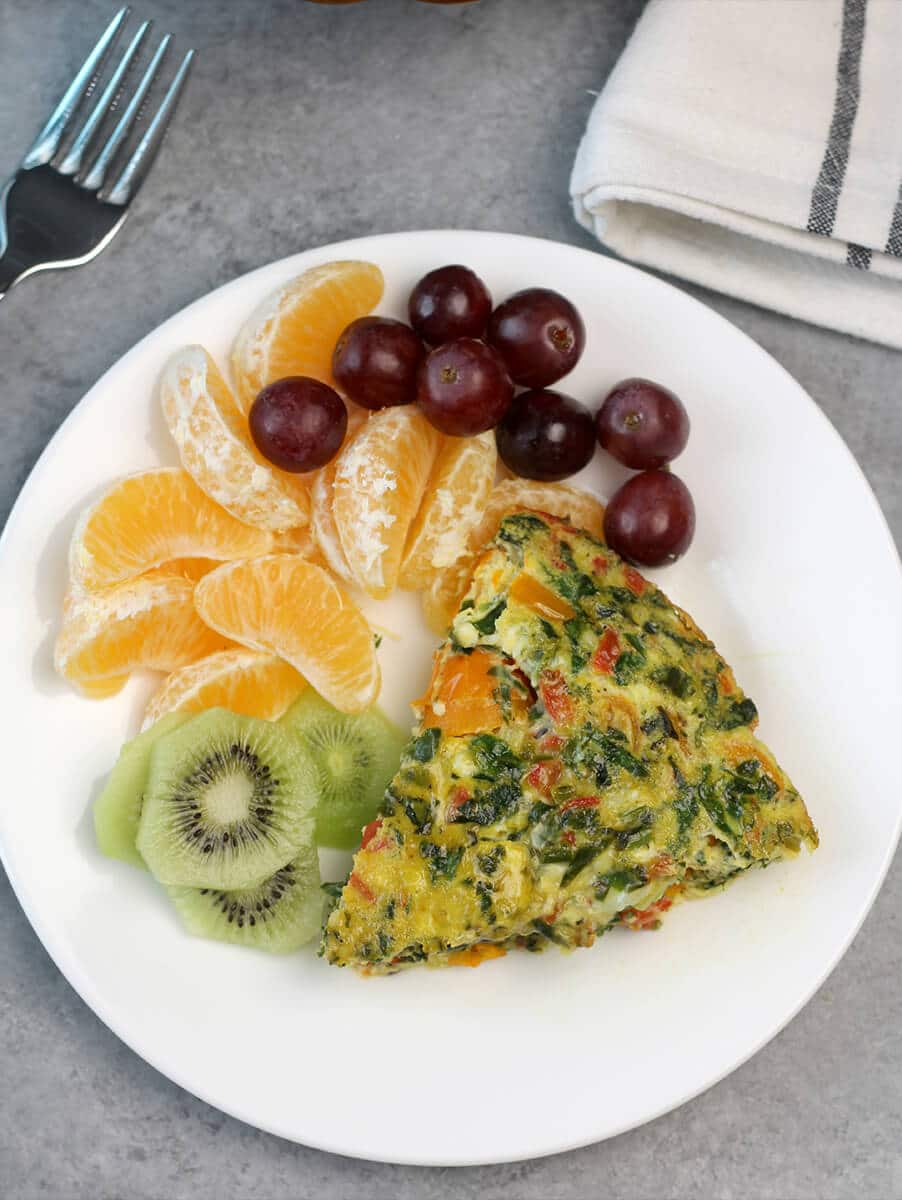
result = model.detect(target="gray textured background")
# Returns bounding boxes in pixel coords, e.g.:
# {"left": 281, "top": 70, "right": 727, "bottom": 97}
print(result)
{"left": 1, "top": 1, "right": 900, "bottom": 1197}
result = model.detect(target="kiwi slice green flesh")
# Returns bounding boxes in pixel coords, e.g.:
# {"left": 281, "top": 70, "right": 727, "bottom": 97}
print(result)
{"left": 137, "top": 708, "right": 317, "bottom": 890}
{"left": 166, "top": 842, "right": 322, "bottom": 953}
{"left": 280, "top": 690, "right": 407, "bottom": 850}
{"left": 94, "top": 713, "right": 191, "bottom": 869}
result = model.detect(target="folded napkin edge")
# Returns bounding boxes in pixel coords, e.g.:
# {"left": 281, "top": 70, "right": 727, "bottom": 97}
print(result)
{"left": 575, "top": 182, "right": 902, "bottom": 274}
{"left": 574, "top": 195, "right": 902, "bottom": 351}
{"left": 571, "top": 119, "right": 902, "bottom": 256}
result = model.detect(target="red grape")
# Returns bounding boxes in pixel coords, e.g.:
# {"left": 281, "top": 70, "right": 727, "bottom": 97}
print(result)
{"left": 487, "top": 287, "right": 585, "bottom": 387}
{"left": 408, "top": 265, "right": 492, "bottom": 344}
{"left": 249, "top": 377, "right": 347, "bottom": 473}
{"left": 495, "top": 389, "right": 595, "bottom": 482}
{"left": 596, "top": 378, "right": 689, "bottom": 469}
{"left": 416, "top": 338, "right": 513, "bottom": 436}
{"left": 332, "top": 316, "right": 424, "bottom": 410}
{"left": 603, "top": 470, "right": 695, "bottom": 567}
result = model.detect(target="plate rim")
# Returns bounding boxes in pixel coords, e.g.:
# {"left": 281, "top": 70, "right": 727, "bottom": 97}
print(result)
{"left": 1, "top": 229, "right": 900, "bottom": 1166}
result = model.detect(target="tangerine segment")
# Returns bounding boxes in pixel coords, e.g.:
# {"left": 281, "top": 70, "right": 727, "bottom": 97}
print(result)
{"left": 55, "top": 571, "right": 233, "bottom": 689}
{"left": 399, "top": 431, "right": 496, "bottom": 590}
{"left": 156, "top": 558, "right": 220, "bottom": 583}
{"left": 421, "top": 554, "right": 477, "bottom": 636}
{"left": 69, "top": 469, "right": 272, "bottom": 592}
{"left": 65, "top": 557, "right": 217, "bottom": 603}
{"left": 142, "top": 648, "right": 306, "bottom": 729}
{"left": 78, "top": 675, "right": 129, "bottom": 699}
{"left": 194, "top": 555, "right": 380, "bottom": 714}
{"left": 467, "top": 479, "right": 605, "bottom": 554}
{"left": 332, "top": 407, "right": 440, "bottom": 599}
{"left": 269, "top": 525, "right": 321, "bottom": 558}
{"left": 230, "top": 261, "right": 384, "bottom": 413}
{"left": 309, "top": 408, "right": 368, "bottom": 584}
{"left": 160, "top": 345, "right": 310, "bottom": 532}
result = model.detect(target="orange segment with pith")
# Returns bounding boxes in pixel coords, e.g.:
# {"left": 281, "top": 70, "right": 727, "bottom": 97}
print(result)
{"left": 69, "top": 469, "right": 272, "bottom": 591}
{"left": 54, "top": 569, "right": 233, "bottom": 693}
{"left": 193, "top": 554, "right": 379, "bottom": 714}
{"left": 230, "top": 260, "right": 384, "bottom": 413}
{"left": 159, "top": 345, "right": 310, "bottom": 531}
{"left": 309, "top": 407, "right": 368, "bottom": 584}
{"left": 142, "top": 647, "right": 306, "bottom": 729}
{"left": 467, "top": 479, "right": 605, "bottom": 553}
{"left": 268, "top": 524, "right": 325, "bottom": 559}
{"left": 78, "top": 676, "right": 129, "bottom": 699}
{"left": 421, "top": 554, "right": 478, "bottom": 635}
{"left": 332, "top": 406, "right": 441, "bottom": 599}
{"left": 399, "top": 431, "right": 496, "bottom": 590}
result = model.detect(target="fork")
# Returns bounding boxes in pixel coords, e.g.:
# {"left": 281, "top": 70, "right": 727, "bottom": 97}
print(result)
{"left": 0, "top": 7, "right": 194, "bottom": 301}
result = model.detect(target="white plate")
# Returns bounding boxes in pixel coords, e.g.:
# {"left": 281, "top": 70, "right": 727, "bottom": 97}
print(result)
{"left": 1, "top": 232, "right": 900, "bottom": 1166}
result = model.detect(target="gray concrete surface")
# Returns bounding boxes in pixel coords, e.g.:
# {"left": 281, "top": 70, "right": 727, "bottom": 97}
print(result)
{"left": 1, "top": 1, "right": 899, "bottom": 1197}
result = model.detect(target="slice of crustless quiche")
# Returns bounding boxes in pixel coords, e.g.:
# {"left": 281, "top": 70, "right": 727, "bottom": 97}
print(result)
{"left": 323, "top": 511, "right": 817, "bottom": 973}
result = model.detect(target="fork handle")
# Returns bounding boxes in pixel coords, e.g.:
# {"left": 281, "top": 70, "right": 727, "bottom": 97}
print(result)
{"left": 0, "top": 251, "right": 27, "bottom": 301}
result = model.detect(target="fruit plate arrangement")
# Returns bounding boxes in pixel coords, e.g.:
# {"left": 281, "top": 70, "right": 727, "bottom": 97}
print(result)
{"left": 1, "top": 231, "right": 900, "bottom": 1165}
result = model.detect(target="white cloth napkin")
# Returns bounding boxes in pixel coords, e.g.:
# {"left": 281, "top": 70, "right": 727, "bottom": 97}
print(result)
{"left": 570, "top": 0, "right": 902, "bottom": 349}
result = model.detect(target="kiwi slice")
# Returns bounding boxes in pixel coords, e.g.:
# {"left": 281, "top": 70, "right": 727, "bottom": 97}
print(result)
{"left": 166, "top": 841, "right": 322, "bottom": 953}
{"left": 137, "top": 708, "right": 317, "bottom": 890}
{"left": 94, "top": 713, "right": 190, "bottom": 869}
{"left": 280, "top": 690, "right": 407, "bottom": 850}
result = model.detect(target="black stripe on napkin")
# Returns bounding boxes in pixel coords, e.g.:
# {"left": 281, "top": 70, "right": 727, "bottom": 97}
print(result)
{"left": 886, "top": 180, "right": 902, "bottom": 257}
{"left": 846, "top": 243, "right": 871, "bottom": 269}
{"left": 806, "top": 0, "right": 868, "bottom": 238}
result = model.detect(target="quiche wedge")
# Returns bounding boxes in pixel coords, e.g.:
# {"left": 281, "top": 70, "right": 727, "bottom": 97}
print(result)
{"left": 323, "top": 511, "right": 817, "bottom": 973}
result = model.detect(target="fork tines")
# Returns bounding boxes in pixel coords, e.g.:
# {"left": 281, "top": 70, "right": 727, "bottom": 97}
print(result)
{"left": 22, "top": 6, "right": 194, "bottom": 207}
